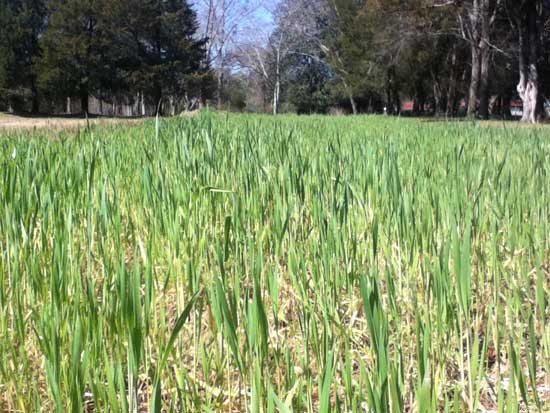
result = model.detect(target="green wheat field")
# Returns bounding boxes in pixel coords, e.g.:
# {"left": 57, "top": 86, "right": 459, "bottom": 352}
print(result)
{"left": 1, "top": 113, "right": 549, "bottom": 412}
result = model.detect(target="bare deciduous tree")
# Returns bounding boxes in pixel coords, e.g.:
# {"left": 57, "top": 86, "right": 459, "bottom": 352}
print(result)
{"left": 512, "top": 0, "right": 548, "bottom": 123}
{"left": 196, "top": 0, "right": 264, "bottom": 108}
{"left": 456, "top": 0, "right": 502, "bottom": 118}
{"left": 234, "top": 0, "right": 330, "bottom": 114}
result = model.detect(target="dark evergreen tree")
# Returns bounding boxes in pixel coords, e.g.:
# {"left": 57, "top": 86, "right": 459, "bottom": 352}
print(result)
{"left": 38, "top": 0, "right": 107, "bottom": 113}
{"left": 138, "top": 0, "right": 209, "bottom": 112}
{"left": 36, "top": 0, "right": 209, "bottom": 115}
{"left": 0, "top": 0, "right": 46, "bottom": 112}
{"left": 284, "top": 56, "right": 332, "bottom": 114}
{"left": 102, "top": 0, "right": 210, "bottom": 114}
{"left": 0, "top": 1, "right": 14, "bottom": 110}
{"left": 168, "top": 1, "right": 210, "bottom": 100}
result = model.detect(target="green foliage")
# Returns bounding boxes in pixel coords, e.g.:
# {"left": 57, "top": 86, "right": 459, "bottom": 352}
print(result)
{"left": 284, "top": 58, "right": 332, "bottom": 114}
{"left": 0, "top": 0, "right": 213, "bottom": 114}
{"left": 0, "top": 1, "right": 13, "bottom": 105}
{"left": 0, "top": 114, "right": 549, "bottom": 412}
{"left": 37, "top": 0, "right": 105, "bottom": 106}
{"left": 0, "top": 0, "right": 46, "bottom": 112}
{"left": 117, "top": 0, "right": 208, "bottom": 102}
{"left": 326, "top": 0, "right": 380, "bottom": 97}
{"left": 36, "top": 0, "right": 209, "bottom": 112}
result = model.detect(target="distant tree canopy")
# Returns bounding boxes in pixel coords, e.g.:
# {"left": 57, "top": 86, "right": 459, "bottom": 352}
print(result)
{"left": 226, "top": 0, "right": 549, "bottom": 123}
{"left": 0, "top": 0, "right": 213, "bottom": 115}
{"left": 1, "top": 0, "right": 549, "bottom": 121}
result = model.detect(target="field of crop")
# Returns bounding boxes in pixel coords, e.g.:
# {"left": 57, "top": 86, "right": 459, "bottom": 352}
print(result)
{"left": 0, "top": 113, "right": 549, "bottom": 412}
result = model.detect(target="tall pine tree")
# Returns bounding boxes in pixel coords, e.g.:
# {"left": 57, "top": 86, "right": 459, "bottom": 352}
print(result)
{"left": 38, "top": 0, "right": 107, "bottom": 113}
{"left": 113, "top": 0, "right": 209, "bottom": 112}
{"left": 0, "top": 0, "right": 46, "bottom": 112}
{"left": 37, "top": 0, "right": 210, "bottom": 114}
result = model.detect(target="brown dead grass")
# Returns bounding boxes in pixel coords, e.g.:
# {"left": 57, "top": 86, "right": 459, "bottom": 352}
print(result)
{"left": 418, "top": 117, "right": 550, "bottom": 128}
{"left": 0, "top": 112, "right": 147, "bottom": 131}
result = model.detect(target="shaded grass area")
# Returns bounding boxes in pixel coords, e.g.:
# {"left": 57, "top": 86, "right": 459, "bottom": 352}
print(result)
{"left": 0, "top": 113, "right": 549, "bottom": 412}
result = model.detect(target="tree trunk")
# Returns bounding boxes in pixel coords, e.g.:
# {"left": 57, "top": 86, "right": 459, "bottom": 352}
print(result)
{"left": 386, "top": 68, "right": 397, "bottom": 115}
{"left": 519, "top": 75, "right": 538, "bottom": 125}
{"left": 463, "top": 0, "right": 497, "bottom": 119}
{"left": 140, "top": 91, "right": 146, "bottom": 117}
{"left": 516, "top": 1, "right": 541, "bottom": 124}
{"left": 273, "top": 47, "right": 281, "bottom": 115}
{"left": 342, "top": 79, "right": 357, "bottom": 115}
{"left": 273, "top": 78, "right": 280, "bottom": 115}
{"left": 468, "top": 46, "right": 480, "bottom": 117}
{"left": 217, "top": 70, "right": 223, "bottom": 109}
{"left": 170, "top": 96, "right": 175, "bottom": 116}
{"left": 478, "top": 45, "right": 490, "bottom": 119}
{"left": 478, "top": 0, "right": 491, "bottom": 120}
{"left": 393, "top": 87, "right": 400, "bottom": 115}
{"left": 466, "top": 0, "right": 482, "bottom": 118}
{"left": 431, "top": 70, "right": 443, "bottom": 116}
{"left": 154, "top": 85, "right": 163, "bottom": 116}
{"left": 433, "top": 85, "right": 441, "bottom": 116}
{"left": 349, "top": 96, "right": 358, "bottom": 115}
{"left": 80, "top": 88, "right": 89, "bottom": 115}
{"left": 31, "top": 80, "right": 39, "bottom": 114}
{"left": 66, "top": 97, "right": 72, "bottom": 115}
{"left": 446, "top": 46, "right": 458, "bottom": 117}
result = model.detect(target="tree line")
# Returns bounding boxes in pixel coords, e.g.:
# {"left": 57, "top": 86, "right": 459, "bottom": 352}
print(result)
{"left": 223, "top": 0, "right": 549, "bottom": 122}
{"left": 0, "top": 0, "right": 213, "bottom": 115}
{"left": 1, "top": 0, "right": 549, "bottom": 122}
